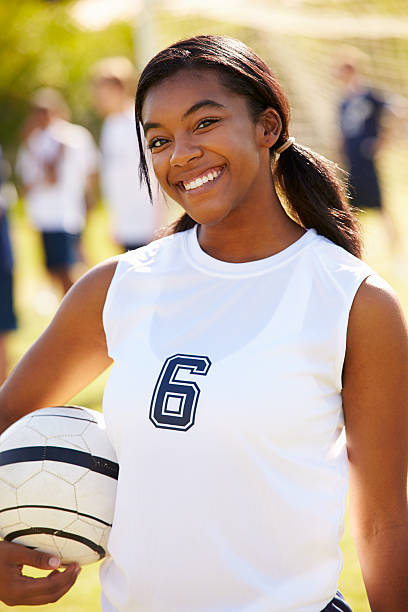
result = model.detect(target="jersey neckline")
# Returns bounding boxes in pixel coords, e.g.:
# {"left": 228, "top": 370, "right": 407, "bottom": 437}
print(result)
{"left": 182, "top": 226, "right": 317, "bottom": 278}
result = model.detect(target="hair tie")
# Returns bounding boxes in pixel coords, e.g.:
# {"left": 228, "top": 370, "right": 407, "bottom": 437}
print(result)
{"left": 275, "top": 136, "right": 295, "bottom": 155}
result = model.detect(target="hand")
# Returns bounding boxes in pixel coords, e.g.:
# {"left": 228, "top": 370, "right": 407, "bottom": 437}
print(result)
{"left": 0, "top": 541, "right": 81, "bottom": 606}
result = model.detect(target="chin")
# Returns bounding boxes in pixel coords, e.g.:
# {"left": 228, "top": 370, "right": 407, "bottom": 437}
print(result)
{"left": 182, "top": 206, "right": 232, "bottom": 228}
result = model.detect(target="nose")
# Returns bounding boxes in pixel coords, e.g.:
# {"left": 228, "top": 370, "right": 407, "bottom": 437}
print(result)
{"left": 170, "top": 135, "right": 202, "bottom": 167}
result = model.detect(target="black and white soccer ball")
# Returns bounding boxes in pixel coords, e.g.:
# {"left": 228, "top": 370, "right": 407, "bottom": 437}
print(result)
{"left": 0, "top": 406, "right": 118, "bottom": 566}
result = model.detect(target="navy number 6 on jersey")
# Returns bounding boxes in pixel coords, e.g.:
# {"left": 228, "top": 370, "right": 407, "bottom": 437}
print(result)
{"left": 150, "top": 354, "right": 211, "bottom": 431}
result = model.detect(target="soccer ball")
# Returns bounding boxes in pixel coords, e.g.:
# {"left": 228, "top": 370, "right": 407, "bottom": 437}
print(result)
{"left": 0, "top": 406, "right": 118, "bottom": 566}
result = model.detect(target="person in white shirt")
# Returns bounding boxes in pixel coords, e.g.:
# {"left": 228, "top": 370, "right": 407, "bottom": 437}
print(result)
{"left": 92, "top": 57, "right": 160, "bottom": 252}
{"left": 16, "top": 88, "right": 99, "bottom": 294}
{"left": 1, "top": 36, "right": 408, "bottom": 611}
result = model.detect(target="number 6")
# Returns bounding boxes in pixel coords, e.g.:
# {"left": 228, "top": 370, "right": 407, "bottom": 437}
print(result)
{"left": 150, "top": 354, "right": 211, "bottom": 431}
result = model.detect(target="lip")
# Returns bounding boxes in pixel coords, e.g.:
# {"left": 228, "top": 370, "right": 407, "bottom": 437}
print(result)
{"left": 175, "top": 165, "right": 226, "bottom": 194}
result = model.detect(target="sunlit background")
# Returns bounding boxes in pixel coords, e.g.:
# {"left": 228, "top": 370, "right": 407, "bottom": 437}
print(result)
{"left": 0, "top": 1, "right": 408, "bottom": 610}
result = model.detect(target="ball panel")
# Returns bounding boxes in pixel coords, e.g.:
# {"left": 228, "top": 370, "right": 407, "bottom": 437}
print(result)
{"left": 0, "top": 471, "right": 19, "bottom": 496}
{"left": 0, "top": 427, "right": 45, "bottom": 451}
{"left": 74, "top": 472, "right": 116, "bottom": 524}
{"left": 67, "top": 517, "right": 107, "bottom": 549}
{"left": 17, "top": 468, "right": 77, "bottom": 510}
{"left": 0, "top": 463, "right": 42, "bottom": 488}
{"left": 41, "top": 436, "right": 89, "bottom": 453}
{"left": 43, "top": 462, "right": 87, "bottom": 486}
{"left": 29, "top": 418, "right": 90, "bottom": 439}
{"left": 18, "top": 506, "right": 78, "bottom": 532}
{"left": 82, "top": 423, "right": 117, "bottom": 461}
{"left": 0, "top": 507, "right": 21, "bottom": 530}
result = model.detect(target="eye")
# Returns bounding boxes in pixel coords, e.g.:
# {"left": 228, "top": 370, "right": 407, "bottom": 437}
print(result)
{"left": 195, "top": 118, "right": 219, "bottom": 130}
{"left": 148, "top": 137, "right": 168, "bottom": 151}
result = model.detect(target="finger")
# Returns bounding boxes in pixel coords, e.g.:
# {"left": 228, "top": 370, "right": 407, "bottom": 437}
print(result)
{"left": 1, "top": 564, "right": 80, "bottom": 607}
{"left": 4, "top": 541, "right": 61, "bottom": 571}
{"left": 18, "top": 564, "right": 81, "bottom": 606}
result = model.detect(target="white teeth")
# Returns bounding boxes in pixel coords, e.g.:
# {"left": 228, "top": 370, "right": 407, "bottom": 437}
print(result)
{"left": 183, "top": 168, "right": 222, "bottom": 191}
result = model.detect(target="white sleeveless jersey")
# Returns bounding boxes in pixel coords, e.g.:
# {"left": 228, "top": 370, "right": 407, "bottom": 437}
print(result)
{"left": 100, "top": 228, "right": 372, "bottom": 612}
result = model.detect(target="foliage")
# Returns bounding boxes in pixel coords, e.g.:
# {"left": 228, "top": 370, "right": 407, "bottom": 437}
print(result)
{"left": 0, "top": 1, "right": 134, "bottom": 162}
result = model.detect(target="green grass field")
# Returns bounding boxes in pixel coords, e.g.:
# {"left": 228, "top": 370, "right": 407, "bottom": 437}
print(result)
{"left": 1, "top": 150, "right": 408, "bottom": 611}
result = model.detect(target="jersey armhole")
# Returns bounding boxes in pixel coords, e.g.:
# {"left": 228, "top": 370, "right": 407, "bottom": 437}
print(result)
{"left": 335, "top": 272, "right": 374, "bottom": 391}
{"left": 102, "top": 257, "right": 126, "bottom": 359}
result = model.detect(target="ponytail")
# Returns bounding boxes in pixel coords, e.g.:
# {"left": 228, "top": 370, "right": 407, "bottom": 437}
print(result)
{"left": 167, "top": 212, "right": 196, "bottom": 235}
{"left": 274, "top": 142, "right": 362, "bottom": 258}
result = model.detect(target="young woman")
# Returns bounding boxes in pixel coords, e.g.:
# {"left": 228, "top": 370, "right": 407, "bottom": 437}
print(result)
{"left": 1, "top": 35, "right": 408, "bottom": 611}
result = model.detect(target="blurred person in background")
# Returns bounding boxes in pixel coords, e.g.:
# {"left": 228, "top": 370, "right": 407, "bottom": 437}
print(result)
{"left": 92, "top": 57, "right": 161, "bottom": 252}
{"left": 336, "top": 46, "right": 400, "bottom": 255}
{"left": 15, "top": 88, "right": 99, "bottom": 295}
{"left": 0, "top": 146, "right": 17, "bottom": 385}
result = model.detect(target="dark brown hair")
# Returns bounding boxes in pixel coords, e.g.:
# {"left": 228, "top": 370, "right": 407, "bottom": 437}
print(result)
{"left": 135, "top": 35, "right": 361, "bottom": 257}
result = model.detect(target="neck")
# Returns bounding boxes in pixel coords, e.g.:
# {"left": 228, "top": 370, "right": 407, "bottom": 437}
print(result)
{"left": 197, "top": 187, "right": 304, "bottom": 263}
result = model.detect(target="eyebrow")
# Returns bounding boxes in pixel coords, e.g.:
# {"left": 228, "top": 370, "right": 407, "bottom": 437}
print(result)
{"left": 143, "top": 99, "right": 226, "bottom": 135}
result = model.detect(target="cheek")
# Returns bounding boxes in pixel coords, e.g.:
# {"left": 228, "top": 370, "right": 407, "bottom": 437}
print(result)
{"left": 150, "top": 155, "right": 175, "bottom": 197}
{"left": 228, "top": 136, "right": 261, "bottom": 182}
{"left": 218, "top": 122, "right": 260, "bottom": 169}
{"left": 150, "top": 155, "right": 166, "bottom": 184}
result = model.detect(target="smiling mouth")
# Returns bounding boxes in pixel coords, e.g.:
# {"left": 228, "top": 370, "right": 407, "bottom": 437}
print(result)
{"left": 179, "top": 166, "right": 225, "bottom": 192}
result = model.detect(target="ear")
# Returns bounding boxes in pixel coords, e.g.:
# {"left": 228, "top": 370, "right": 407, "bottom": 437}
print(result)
{"left": 256, "top": 108, "right": 282, "bottom": 149}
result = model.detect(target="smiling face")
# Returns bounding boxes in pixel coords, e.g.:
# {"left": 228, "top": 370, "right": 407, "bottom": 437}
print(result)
{"left": 141, "top": 69, "right": 279, "bottom": 228}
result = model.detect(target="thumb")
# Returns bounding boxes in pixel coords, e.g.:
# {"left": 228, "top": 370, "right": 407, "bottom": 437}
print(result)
{"left": 5, "top": 542, "right": 61, "bottom": 570}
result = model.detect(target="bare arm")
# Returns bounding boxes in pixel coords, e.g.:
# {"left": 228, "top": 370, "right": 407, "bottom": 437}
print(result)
{"left": 0, "top": 257, "right": 118, "bottom": 433}
{"left": 343, "top": 275, "right": 408, "bottom": 611}
{"left": 0, "top": 257, "right": 118, "bottom": 605}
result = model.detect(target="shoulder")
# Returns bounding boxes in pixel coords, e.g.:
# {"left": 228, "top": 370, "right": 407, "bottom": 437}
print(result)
{"left": 60, "top": 257, "right": 120, "bottom": 323}
{"left": 309, "top": 234, "right": 372, "bottom": 298}
{"left": 73, "top": 255, "right": 119, "bottom": 291}
{"left": 311, "top": 237, "right": 405, "bottom": 343}
{"left": 349, "top": 274, "right": 405, "bottom": 331}
{"left": 118, "top": 232, "right": 186, "bottom": 268}
{"left": 311, "top": 234, "right": 363, "bottom": 264}
{"left": 346, "top": 275, "right": 407, "bottom": 360}
{"left": 101, "top": 233, "right": 188, "bottom": 314}
{"left": 83, "top": 255, "right": 119, "bottom": 278}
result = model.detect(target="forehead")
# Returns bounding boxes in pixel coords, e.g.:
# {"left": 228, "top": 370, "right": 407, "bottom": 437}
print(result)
{"left": 142, "top": 69, "right": 245, "bottom": 123}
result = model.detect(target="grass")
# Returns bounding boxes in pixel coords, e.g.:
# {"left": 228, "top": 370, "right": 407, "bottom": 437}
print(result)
{"left": 1, "top": 149, "right": 408, "bottom": 611}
